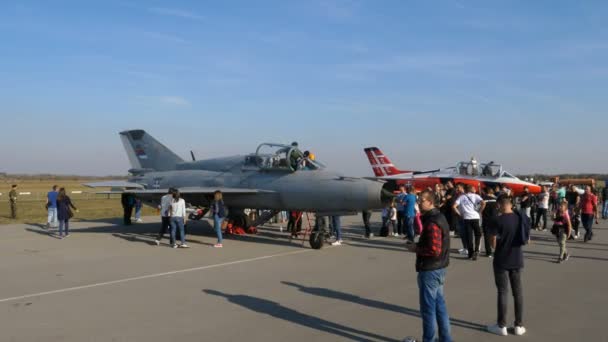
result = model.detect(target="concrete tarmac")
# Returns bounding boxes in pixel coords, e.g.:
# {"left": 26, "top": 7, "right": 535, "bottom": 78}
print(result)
{"left": 0, "top": 215, "right": 606, "bottom": 341}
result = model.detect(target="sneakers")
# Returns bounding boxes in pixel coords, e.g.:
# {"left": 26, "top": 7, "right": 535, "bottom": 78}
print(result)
{"left": 171, "top": 244, "right": 178, "bottom": 249}
{"left": 487, "top": 324, "right": 508, "bottom": 336}
{"left": 213, "top": 243, "right": 223, "bottom": 248}
{"left": 331, "top": 240, "right": 343, "bottom": 246}
{"left": 179, "top": 244, "right": 190, "bottom": 248}
{"left": 563, "top": 253, "right": 570, "bottom": 261}
{"left": 154, "top": 239, "right": 160, "bottom": 246}
{"left": 472, "top": 252, "right": 479, "bottom": 261}
{"left": 449, "top": 231, "right": 456, "bottom": 237}
{"left": 514, "top": 326, "right": 526, "bottom": 336}
{"left": 458, "top": 248, "right": 468, "bottom": 255}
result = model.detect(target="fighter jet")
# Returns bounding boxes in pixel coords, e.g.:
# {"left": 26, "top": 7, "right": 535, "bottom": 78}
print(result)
{"left": 86, "top": 130, "right": 391, "bottom": 248}
{"left": 364, "top": 147, "right": 541, "bottom": 196}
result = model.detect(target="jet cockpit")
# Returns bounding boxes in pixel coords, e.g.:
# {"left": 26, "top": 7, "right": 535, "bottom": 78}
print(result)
{"left": 243, "top": 143, "right": 325, "bottom": 172}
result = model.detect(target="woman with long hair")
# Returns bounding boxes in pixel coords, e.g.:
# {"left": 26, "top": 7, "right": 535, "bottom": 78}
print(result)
{"left": 56, "top": 187, "right": 78, "bottom": 239}
{"left": 211, "top": 191, "right": 226, "bottom": 248}
{"left": 169, "top": 190, "right": 188, "bottom": 248}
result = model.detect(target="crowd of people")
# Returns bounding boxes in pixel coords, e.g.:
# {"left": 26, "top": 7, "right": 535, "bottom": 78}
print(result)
{"left": 4, "top": 180, "right": 606, "bottom": 341}
{"left": 374, "top": 180, "right": 603, "bottom": 341}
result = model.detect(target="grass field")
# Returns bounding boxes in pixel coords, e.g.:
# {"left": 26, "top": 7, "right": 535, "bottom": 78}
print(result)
{"left": 0, "top": 179, "right": 156, "bottom": 225}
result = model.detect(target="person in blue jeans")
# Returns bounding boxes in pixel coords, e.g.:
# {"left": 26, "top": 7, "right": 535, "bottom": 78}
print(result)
{"left": 404, "top": 185, "right": 418, "bottom": 243}
{"left": 211, "top": 191, "right": 226, "bottom": 248}
{"left": 407, "top": 190, "right": 452, "bottom": 342}
{"left": 331, "top": 216, "right": 343, "bottom": 246}
{"left": 46, "top": 185, "right": 59, "bottom": 229}
{"left": 169, "top": 190, "right": 189, "bottom": 248}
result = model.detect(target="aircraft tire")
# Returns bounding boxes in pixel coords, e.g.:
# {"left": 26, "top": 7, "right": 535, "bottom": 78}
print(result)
{"left": 309, "top": 230, "right": 324, "bottom": 249}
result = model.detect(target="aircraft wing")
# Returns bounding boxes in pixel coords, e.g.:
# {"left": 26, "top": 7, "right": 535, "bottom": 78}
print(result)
{"left": 84, "top": 181, "right": 146, "bottom": 189}
{"left": 126, "top": 187, "right": 274, "bottom": 195}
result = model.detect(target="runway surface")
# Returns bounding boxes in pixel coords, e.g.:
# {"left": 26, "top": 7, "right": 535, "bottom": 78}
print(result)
{"left": 1, "top": 215, "right": 606, "bottom": 341}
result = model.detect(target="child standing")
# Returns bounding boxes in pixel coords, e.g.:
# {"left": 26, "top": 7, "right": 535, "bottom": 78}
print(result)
{"left": 553, "top": 202, "right": 572, "bottom": 263}
{"left": 389, "top": 202, "right": 398, "bottom": 236}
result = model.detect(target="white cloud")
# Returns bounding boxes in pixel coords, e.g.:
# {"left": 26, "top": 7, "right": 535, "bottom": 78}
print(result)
{"left": 160, "top": 96, "right": 190, "bottom": 106}
{"left": 148, "top": 7, "right": 205, "bottom": 21}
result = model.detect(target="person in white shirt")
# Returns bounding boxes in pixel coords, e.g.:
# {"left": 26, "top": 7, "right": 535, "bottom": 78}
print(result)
{"left": 453, "top": 184, "right": 486, "bottom": 260}
{"left": 155, "top": 188, "right": 175, "bottom": 246}
{"left": 535, "top": 186, "right": 550, "bottom": 231}
{"left": 169, "top": 190, "right": 189, "bottom": 248}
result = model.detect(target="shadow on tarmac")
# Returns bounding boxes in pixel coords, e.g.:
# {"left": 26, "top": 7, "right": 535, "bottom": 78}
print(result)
{"left": 203, "top": 289, "right": 400, "bottom": 342}
{"left": 281, "top": 281, "right": 486, "bottom": 333}
{"left": 524, "top": 249, "right": 608, "bottom": 262}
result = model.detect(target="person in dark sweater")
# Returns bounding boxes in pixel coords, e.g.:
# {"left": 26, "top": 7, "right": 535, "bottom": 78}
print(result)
{"left": 487, "top": 195, "right": 527, "bottom": 337}
{"left": 407, "top": 190, "right": 452, "bottom": 342}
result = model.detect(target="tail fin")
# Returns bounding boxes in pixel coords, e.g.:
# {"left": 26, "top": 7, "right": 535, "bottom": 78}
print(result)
{"left": 364, "top": 147, "right": 411, "bottom": 177}
{"left": 119, "top": 130, "right": 184, "bottom": 171}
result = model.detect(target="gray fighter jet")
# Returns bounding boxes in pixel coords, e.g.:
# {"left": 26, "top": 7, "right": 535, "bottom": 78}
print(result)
{"left": 87, "top": 130, "right": 391, "bottom": 248}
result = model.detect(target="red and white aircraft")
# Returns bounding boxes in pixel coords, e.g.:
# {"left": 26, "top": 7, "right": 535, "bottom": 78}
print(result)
{"left": 364, "top": 147, "right": 541, "bottom": 196}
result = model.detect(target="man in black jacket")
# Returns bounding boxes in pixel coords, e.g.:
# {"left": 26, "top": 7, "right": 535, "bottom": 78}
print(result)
{"left": 407, "top": 190, "right": 452, "bottom": 342}
{"left": 121, "top": 192, "right": 135, "bottom": 225}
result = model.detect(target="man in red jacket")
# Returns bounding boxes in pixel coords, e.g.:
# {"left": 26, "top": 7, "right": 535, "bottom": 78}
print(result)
{"left": 407, "top": 190, "right": 452, "bottom": 342}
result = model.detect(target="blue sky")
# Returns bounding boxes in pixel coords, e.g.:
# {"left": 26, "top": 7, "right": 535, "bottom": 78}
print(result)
{"left": 0, "top": 0, "right": 606, "bottom": 176}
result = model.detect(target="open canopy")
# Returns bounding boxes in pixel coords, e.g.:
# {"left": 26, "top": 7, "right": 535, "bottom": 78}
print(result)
{"left": 243, "top": 143, "right": 325, "bottom": 172}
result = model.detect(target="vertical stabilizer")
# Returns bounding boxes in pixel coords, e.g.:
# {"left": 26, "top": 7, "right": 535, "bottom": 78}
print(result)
{"left": 120, "top": 130, "right": 184, "bottom": 171}
{"left": 364, "top": 147, "right": 411, "bottom": 177}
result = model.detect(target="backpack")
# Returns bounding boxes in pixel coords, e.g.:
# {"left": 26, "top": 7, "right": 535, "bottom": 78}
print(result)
{"left": 515, "top": 210, "right": 531, "bottom": 245}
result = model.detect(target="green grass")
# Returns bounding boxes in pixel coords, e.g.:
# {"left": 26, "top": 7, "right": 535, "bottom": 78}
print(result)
{"left": 0, "top": 179, "right": 157, "bottom": 224}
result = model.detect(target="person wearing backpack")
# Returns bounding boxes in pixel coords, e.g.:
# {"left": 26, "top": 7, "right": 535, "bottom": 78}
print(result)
{"left": 481, "top": 187, "right": 499, "bottom": 258}
{"left": 211, "top": 190, "right": 226, "bottom": 248}
{"left": 552, "top": 201, "right": 572, "bottom": 263}
{"left": 487, "top": 195, "right": 528, "bottom": 337}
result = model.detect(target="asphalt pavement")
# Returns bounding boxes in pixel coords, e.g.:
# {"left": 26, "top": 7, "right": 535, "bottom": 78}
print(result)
{"left": 1, "top": 215, "right": 606, "bottom": 341}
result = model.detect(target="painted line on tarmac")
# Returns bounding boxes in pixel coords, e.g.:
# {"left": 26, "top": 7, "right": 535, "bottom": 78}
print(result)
{"left": 0, "top": 248, "right": 315, "bottom": 304}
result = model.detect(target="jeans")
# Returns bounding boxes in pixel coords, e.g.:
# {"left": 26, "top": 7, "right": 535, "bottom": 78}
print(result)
{"left": 418, "top": 268, "right": 452, "bottom": 342}
{"left": 581, "top": 213, "right": 594, "bottom": 240}
{"left": 405, "top": 215, "right": 415, "bottom": 241}
{"left": 214, "top": 215, "right": 224, "bottom": 244}
{"left": 58, "top": 219, "right": 70, "bottom": 237}
{"left": 494, "top": 268, "right": 523, "bottom": 328}
{"left": 123, "top": 205, "right": 133, "bottom": 225}
{"left": 47, "top": 207, "right": 58, "bottom": 226}
{"left": 457, "top": 218, "right": 468, "bottom": 251}
{"left": 362, "top": 211, "right": 372, "bottom": 236}
{"left": 397, "top": 211, "right": 406, "bottom": 235}
{"left": 482, "top": 224, "right": 494, "bottom": 256}
{"left": 603, "top": 201, "right": 608, "bottom": 219}
{"left": 557, "top": 229, "right": 568, "bottom": 260}
{"left": 135, "top": 207, "right": 142, "bottom": 220}
{"left": 157, "top": 216, "right": 172, "bottom": 244}
{"left": 170, "top": 217, "right": 186, "bottom": 245}
{"left": 464, "top": 219, "right": 481, "bottom": 257}
{"left": 535, "top": 208, "right": 548, "bottom": 229}
{"left": 332, "top": 216, "right": 342, "bottom": 241}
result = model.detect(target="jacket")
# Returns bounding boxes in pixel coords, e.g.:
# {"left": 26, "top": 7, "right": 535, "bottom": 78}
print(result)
{"left": 416, "top": 208, "right": 450, "bottom": 272}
